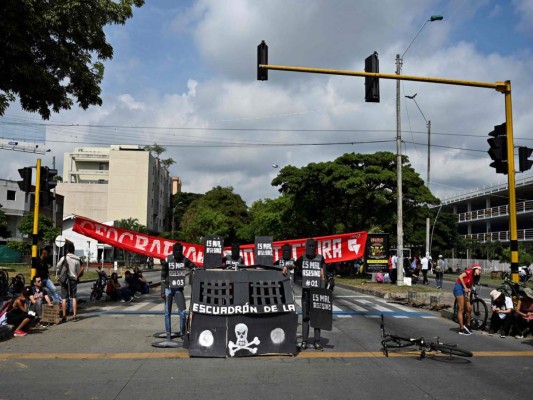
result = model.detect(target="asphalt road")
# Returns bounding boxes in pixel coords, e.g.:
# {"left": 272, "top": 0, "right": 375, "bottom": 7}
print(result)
{"left": 1, "top": 277, "right": 532, "bottom": 400}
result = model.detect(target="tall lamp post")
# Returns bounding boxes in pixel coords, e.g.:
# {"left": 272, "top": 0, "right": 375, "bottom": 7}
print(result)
{"left": 395, "top": 15, "right": 443, "bottom": 286}
{"left": 405, "top": 93, "right": 432, "bottom": 257}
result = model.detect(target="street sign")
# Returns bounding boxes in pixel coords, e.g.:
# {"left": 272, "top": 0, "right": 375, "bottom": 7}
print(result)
{"left": 55, "top": 235, "right": 66, "bottom": 248}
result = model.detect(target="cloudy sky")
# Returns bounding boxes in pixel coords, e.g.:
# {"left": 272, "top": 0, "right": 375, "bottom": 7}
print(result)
{"left": 2, "top": 0, "right": 533, "bottom": 205}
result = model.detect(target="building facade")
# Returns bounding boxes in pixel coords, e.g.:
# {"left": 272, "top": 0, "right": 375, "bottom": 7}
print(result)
{"left": 57, "top": 145, "right": 172, "bottom": 233}
{"left": 440, "top": 175, "right": 533, "bottom": 244}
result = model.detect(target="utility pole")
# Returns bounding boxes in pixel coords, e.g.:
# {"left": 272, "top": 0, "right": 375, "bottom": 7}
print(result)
{"left": 395, "top": 54, "right": 404, "bottom": 285}
{"left": 30, "top": 159, "right": 42, "bottom": 280}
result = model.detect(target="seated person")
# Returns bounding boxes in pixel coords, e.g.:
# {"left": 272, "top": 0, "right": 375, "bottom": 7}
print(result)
{"left": 106, "top": 272, "right": 122, "bottom": 301}
{"left": 120, "top": 271, "right": 135, "bottom": 302}
{"left": 29, "top": 276, "right": 53, "bottom": 322}
{"left": 488, "top": 290, "right": 514, "bottom": 337}
{"left": 134, "top": 268, "right": 149, "bottom": 294}
{"left": 5, "top": 288, "right": 36, "bottom": 337}
{"left": 513, "top": 287, "right": 533, "bottom": 339}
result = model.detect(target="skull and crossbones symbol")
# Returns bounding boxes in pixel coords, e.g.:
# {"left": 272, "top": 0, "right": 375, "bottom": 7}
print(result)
{"left": 228, "top": 323, "right": 260, "bottom": 356}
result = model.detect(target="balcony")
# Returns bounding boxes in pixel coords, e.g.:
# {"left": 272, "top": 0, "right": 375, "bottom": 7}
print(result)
{"left": 458, "top": 200, "right": 533, "bottom": 223}
{"left": 463, "top": 228, "right": 533, "bottom": 243}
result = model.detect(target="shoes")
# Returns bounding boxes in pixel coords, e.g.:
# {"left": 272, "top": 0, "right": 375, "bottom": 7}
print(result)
{"left": 515, "top": 334, "right": 524, "bottom": 339}
{"left": 298, "top": 341, "right": 307, "bottom": 351}
{"left": 459, "top": 328, "right": 472, "bottom": 336}
{"left": 60, "top": 317, "right": 67, "bottom": 324}
{"left": 436, "top": 286, "right": 441, "bottom": 289}
{"left": 463, "top": 326, "right": 472, "bottom": 334}
{"left": 72, "top": 317, "right": 79, "bottom": 322}
{"left": 134, "top": 293, "right": 142, "bottom": 298}
{"left": 314, "top": 341, "right": 323, "bottom": 351}
{"left": 120, "top": 299, "right": 126, "bottom": 303}
{"left": 14, "top": 330, "right": 27, "bottom": 337}
{"left": 500, "top": 332, "right": 506, "bottom": 338}
{"left": 127, "top": 297, "right": 133, "bottom": 303}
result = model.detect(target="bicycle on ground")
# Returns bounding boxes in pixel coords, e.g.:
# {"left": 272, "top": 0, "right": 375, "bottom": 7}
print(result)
{"left": 452, "top": 283, "right": 488, "bottom": 331}
{"left": 380, "top": 314, "right": 473, "bottom": 360}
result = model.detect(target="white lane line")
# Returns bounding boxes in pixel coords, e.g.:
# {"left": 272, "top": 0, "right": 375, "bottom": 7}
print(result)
{"left": 336, "top": 299, "right": 366, "bottom": 312}
{"left": 357, "top": 299, "right": 395, "bottom": 312}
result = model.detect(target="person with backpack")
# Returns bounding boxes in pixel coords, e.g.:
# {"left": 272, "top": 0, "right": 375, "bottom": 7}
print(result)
{"left": 57, "top": 242, "right": 84, "bottom": 322}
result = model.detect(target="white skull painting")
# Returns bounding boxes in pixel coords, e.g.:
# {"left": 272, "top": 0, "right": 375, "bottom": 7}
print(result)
{"left": 228, "top": 323, "right": 260, "bottom": 357}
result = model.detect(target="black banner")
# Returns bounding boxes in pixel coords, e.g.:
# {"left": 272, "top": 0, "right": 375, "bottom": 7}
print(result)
{"left": 309, "top": 288, "right": 333, "bottom": 331}
{"left": 364, "top": 233, "right": 389, "bottom": 273}
{"left": 254, "top": 236, "right": 273, "bottom": 267}
{"left": 203, "top": 236, "right": 224, "bottom": 269}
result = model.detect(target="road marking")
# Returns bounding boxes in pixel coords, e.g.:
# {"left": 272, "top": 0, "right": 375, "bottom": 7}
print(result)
{"left": 1, "top": 351, "right": 532, "bottom": 360}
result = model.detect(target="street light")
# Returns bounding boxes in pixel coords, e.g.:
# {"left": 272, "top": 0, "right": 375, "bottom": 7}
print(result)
{"left": 406, "top": 93, "right": 432, "bottom": 258}
{"left": 395, "top": 15, "right": 443, "bottom": 286}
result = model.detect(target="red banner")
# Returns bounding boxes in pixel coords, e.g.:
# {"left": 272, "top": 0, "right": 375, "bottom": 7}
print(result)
{"left": 73, "top": 215, "right": 367, "bottom": 265}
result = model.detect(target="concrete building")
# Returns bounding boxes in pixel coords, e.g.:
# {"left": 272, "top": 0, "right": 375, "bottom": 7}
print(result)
{"left": 440, "top": 175, "right": 533, "bottom": 244}
{"left": 0, "top": 179, "right": 64, "bottom": 241}
{"left": 56, "top": 145, "right": 172, "bottom": 233}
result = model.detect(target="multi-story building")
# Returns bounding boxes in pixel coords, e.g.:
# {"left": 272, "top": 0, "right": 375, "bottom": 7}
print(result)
{"left": 440, "top": 175, "right": 533, "bottom": 244}
{"left": 56, "top": 145, "right": 172, "bottom": 233}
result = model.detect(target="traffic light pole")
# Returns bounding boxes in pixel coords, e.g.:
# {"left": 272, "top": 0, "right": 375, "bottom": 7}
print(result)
{"left": 504, "top": 83, "right": 519, "bottom": 282}
{"left": 31, "top": 159, "right": 42, "bottom": 280}
{"left": 258, "top": 62, "right": 518, "bottom": 281}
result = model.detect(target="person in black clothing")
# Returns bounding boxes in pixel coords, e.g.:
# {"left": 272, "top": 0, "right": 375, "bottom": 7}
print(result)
{"left": 295, "top": 238, "right": 325, "bottom": 351}
{"left": 222, "top": 243, "right": 244, "bottom": 270}
{"left": 161, "top": 243, "right": 196, "bottom": 339}
{"left": 274, "top": 243, "right": 295, "bottom": 286}
{"left": 35, "top": 248, "right": 60, "bottom": 302}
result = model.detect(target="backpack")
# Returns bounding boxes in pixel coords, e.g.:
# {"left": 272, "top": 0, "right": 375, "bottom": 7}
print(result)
{"left": 376, "top": 272, "right": 384, "bottom": 283}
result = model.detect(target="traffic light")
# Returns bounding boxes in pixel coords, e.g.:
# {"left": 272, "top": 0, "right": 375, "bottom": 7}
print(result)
{"left": 518, "top": 146, "right": 533, "bottom": 172}
{"left": 364, "top": 51, "right": 380, "bottom": 103}
{"left": 487, "top": 123, "right": 508, "bottom": 174}
{"left": 17, "top": 167, "right": 32, "bottom": 192}
{"left": 40, "top": 166, "right": 58, "bottom": 206}
{"left": 257, "top": 40, "right": 268, "bottom": 81}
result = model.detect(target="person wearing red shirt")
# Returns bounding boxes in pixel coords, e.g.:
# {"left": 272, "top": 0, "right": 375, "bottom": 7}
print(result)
{"left": 453, "top": 264, "right": 482, "bottom": 335}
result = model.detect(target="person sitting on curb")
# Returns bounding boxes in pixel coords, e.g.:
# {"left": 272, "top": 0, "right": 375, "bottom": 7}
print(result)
{"left": 512, "top": 287, "right": 533, "bottom": 339}
{"left": 29, "top": 276, "right": 53, "bottom": 326}
{"left": 106, "top": 272, "right": 122, "bottom": 301}
{"left": 488, "top": 289, "right": 514, "bottom": 338}
{"left": 5, "top": 288, "right": 36, "bottom": 337}
{"left": 120, "top": 271, "right": 134, "bottom": 302}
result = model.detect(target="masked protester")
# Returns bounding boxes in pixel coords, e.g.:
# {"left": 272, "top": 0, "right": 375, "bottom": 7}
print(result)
{"left": 274, "top": 244, "right": 296, "bottom": 286}
{"left": 222, "top": 243, "right": 244, "bottom": 270}
{"left": 161, "top": 243, "right": 196, "bottom": 340}
{"left": 295, "top": 239, "right": 325, "bottom": 351}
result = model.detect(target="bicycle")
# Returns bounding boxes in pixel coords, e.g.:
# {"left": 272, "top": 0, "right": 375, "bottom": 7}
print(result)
{"left": 452, "top": 283, "right": 488, "bottom": 331}
{"left": 90, "top": 270, "right": 108, "bottom": 302}
{"left": 499, "top": 273, "right": 531, "bottom": 307}
{"left": 380, "top": 314, "right": 473, "bottom": 360}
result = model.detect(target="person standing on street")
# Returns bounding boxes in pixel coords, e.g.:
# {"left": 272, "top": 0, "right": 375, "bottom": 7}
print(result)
{"left": 453, "top": 263, "right": 482, "bottom": 335}
{"left": 435, "top": 255, "right": 445, "bottom": 289}
{"left": 295, "top": 238, "right": 326, "bottom": 351}
{"left": 161, "top": 243, "right": 196, "bottom": 340}
{"left": 35, "top": 248, "right": 61, "bottom": 303}
{"left": 390, "top": 252, "right": 398, "bottom": 284}
{"left": 420, "top": 253, "right": 429, "bottom": 285}
{"left": 57, "top": 242, "right": 83, "bottom": 322}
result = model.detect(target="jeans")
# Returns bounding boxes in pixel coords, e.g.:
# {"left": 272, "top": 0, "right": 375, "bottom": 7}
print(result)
{"left": 435, "top": 271, "right": 443, "bottom": 288}
{"left": 43, "top": 278, "right": 62, "bottom": 302}
{"left": 164, "top": 287, "right": 186, "bottom": 336}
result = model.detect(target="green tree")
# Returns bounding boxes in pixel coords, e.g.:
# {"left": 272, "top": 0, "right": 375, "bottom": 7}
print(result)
{"left": 0, "top": 0, "right": 144, "bottom": 119}
{"left": 500, "top": 243, "right": 533, "bottom": 266}
{"left": 116, "top": 218, "right": 147, "bottom": 267}
{"left": 0, "top": 204, "right": 11, "bottom": 238}
{"left": 168, "top": 192, "right": 203, "bottom": 239}
{"left": 181, "top": 186, "right": 249, "bottom": 245}
{"left": 271, "top": 152, "right": 438, "bottom": 240}
{"left": 238, "top": 196, "right": 294, "bottom": 241}
{"left": 7, "top": 212, "right": 60, "bottom": 255}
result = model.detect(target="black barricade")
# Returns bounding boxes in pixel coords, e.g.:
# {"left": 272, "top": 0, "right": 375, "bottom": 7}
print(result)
{"left": 188, "top": 268, "right": 297, "bottom": 357}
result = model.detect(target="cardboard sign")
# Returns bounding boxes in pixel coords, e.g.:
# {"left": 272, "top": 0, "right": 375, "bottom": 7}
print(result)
{"left": 254, "top": 236, "right": 273, "bottom": 267}
{"left": 364, "top": 233, "right": 389, "bottom": 273}
{"left": 203, "top": 236, "right": 224, "bottom": 269}
{"left": 168, "top": 261, "right": 186, "bottom": 289}
{"left": 309, "top": 288, "right": 333, "bottom": 331}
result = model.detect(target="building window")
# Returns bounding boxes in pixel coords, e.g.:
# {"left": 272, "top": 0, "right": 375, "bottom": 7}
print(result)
{"left": 7, "top": 190, "right": 15, "bottom": 201}
{"left": 99, "top": 163, "right": 108, "bottom": 170}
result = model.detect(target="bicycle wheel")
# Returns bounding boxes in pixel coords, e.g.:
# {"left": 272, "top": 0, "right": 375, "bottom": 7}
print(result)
{"left": 432, "top": 343, "right": 473, "bottom": 358}
{"left": 470, "top": 298, "right": 488, "bottom": 330}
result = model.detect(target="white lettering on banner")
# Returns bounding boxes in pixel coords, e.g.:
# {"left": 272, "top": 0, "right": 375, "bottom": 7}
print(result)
{"left": 312, "top": 302, "right": 332, "bottom": 310}
{"left": 119, "top": 232, "right": 134, "bottom": 242}
{"left": 149, "top": 240, "right": 161, "bottom": 254}
{"left": 321, "top": 240, "right": 332, "bottom": 258}
{"left": 302, "top": 270, "right": 321, "bottom": 277}
{"left": 333, "top": 239, "right": 342, "bottom": 258}
{"left": 135, "top": 235, "right": 149, "bottom": 251}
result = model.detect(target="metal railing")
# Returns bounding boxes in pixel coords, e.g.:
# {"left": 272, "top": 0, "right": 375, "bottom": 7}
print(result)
{"left": 457, "top": 200, "right": 533, "bottom": 223}
{"left": 462, "top": 228, "right": 533, "bottom": 242}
